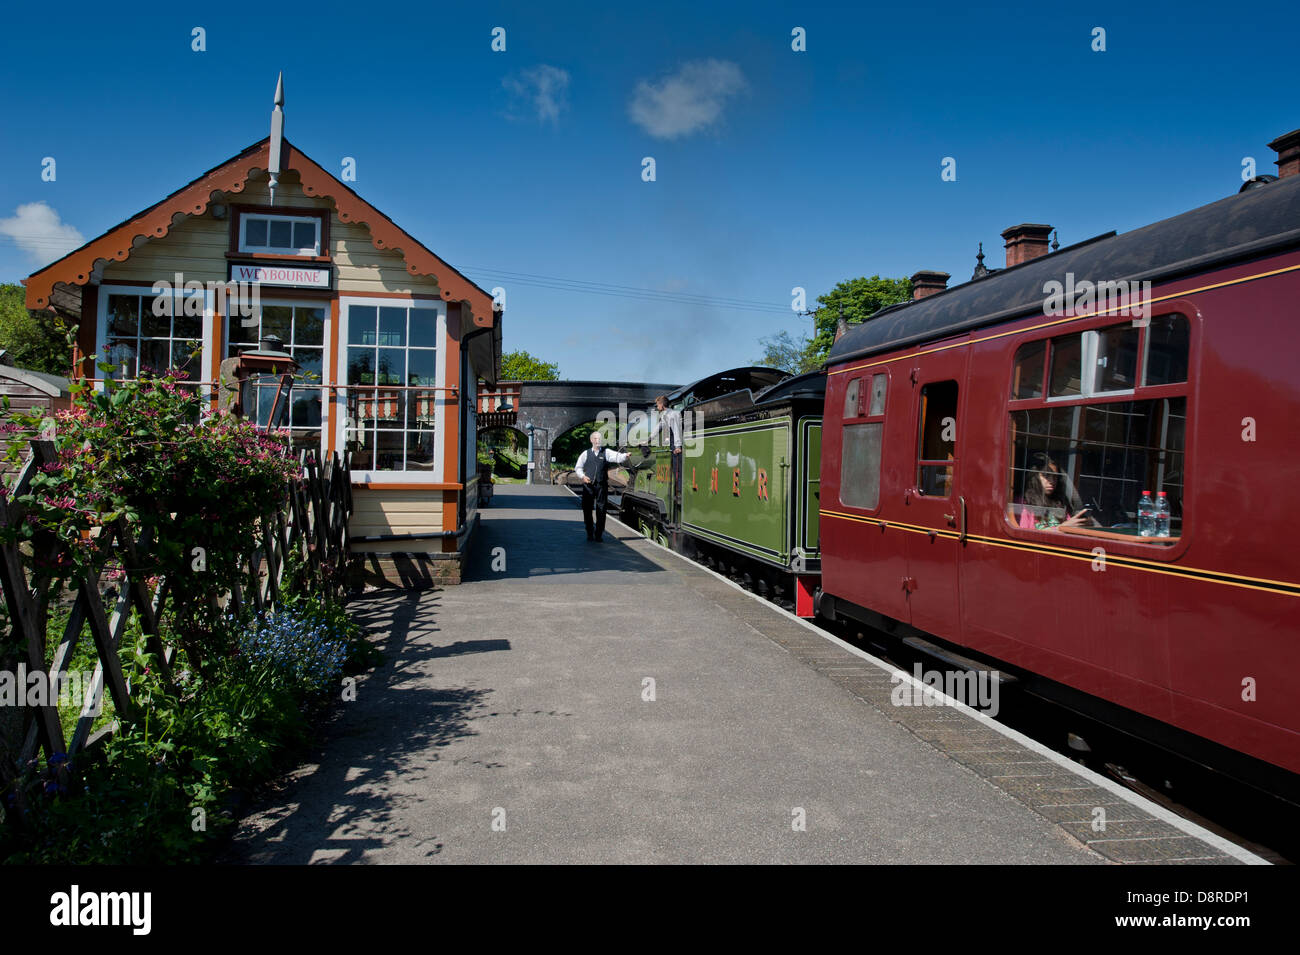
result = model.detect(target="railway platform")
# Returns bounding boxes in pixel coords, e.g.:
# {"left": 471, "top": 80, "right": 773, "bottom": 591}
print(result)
{"left": 229, "top": 485, "right": 1261, "bottom": 864}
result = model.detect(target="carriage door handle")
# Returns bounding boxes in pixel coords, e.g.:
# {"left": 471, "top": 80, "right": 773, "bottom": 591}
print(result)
{"left": 943, "top": 496, "right": 968, "bottom": 540}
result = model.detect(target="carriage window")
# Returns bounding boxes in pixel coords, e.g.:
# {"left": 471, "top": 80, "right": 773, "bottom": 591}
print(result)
{"left": 1144, "top": 313, "right": 1189, "bottom": 386}
{"left": 1011, "top": 340, "right": 1046, "bottom": 399}
{"left": 1049, "top": 323, "right": 1140, "bottom": 399}
{"left": 844, "top": 377, "right": 861, "bottom": 417}
{"left": 841, "top": 423, "right": 882, "bottom": 509}
{"left": 917, "top": 380, "right": 958, "bottom": 497}
{"left": 1007, "top": 397, "right": 1186, "bottom": 540}
{"left": 868, "top": 373, "right": 887, "bottom": 415}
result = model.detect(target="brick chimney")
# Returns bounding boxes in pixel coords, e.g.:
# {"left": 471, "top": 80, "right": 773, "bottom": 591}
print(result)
{"left": 1267, "top": 128, "right": 1300, "bottom": 179}
{"left": 1001, "top": 223, "right": 1053, "bottom": 268}
{"left": 910, "top": 270, "right": 950, "bottom": 300}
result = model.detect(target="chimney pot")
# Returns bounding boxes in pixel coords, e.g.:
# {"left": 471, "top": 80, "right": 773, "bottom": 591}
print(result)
{"left": 910, "top": 270, "right": 950, "bottom": 300}
{"left": 1001, "top": 223, "right": 1053, "bottom": 268}
{"left": 1267, "top": 128, "right": 1300, "bottom": 179}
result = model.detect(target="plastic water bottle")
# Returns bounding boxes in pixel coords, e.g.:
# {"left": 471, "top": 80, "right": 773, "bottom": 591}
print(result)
{"left": 1138, "top": 491, "right": 1155, "bottom": 537}
{"left": 1154, "top": 491, "right": 1171, "bottom": 538}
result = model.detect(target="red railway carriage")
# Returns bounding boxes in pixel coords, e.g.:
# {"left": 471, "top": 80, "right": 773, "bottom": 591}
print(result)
{"left": 818, "top": 173, "right": 1300, "bottom": 786}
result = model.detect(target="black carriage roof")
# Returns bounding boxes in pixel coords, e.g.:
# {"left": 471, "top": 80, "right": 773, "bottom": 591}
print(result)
{"left": 752, "top": 369, "right": 827, "bottom": 403}
{"left": 668, "top": 366, "right": 790, "bottom": 407}
{"left": 827, "top": 173, "right": 1300, "bottom": 367}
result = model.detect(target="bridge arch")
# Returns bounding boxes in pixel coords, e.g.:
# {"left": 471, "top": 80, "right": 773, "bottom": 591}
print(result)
{"left": 477, "top": 379, "right": 679, "bottom": 482}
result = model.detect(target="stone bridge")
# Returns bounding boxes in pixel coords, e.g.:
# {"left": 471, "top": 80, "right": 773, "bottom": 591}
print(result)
{"left": 476, "top": 379, "right": 679, "bottom": 482}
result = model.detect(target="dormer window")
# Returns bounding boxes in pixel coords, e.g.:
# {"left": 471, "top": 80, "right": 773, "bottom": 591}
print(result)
{"left": 238, "top": 212, "right": 323, "bottom": 256}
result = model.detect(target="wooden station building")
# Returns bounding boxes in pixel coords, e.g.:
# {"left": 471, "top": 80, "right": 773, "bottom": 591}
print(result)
{"left": 22, "top": 80, "right": 502, "bottom": 585}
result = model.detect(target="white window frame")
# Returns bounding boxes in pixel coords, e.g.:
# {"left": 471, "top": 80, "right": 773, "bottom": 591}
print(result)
{"left": 96, "top": 283, "right": 214, "bottom": 396}
{"left": 223, "top": 295, "right": 332, "bottom": 458}
{"left": 336, "top": 296, "right": 447, "bottom": 484}
{"left": 238, "top": 212, "right": 322, "bottom": 257}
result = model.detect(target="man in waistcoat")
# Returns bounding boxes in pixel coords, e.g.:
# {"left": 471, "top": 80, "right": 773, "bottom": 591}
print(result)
{"left": 574, "top": 430, "right": 632, "bottom": 542}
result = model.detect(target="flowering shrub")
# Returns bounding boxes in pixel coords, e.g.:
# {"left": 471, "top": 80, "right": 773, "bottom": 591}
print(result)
{"left": 1, "top": 365, "right": 301, "bottom": 662}
{"left": 239, "top": 608, "right": 350, "bottom": 699}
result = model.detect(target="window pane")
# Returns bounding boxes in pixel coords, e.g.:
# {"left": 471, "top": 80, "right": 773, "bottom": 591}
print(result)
{"left": 843, "top": 378, "right": 860, "bottom": 418}
{"left": 1145, "top": 313, "right": 1189, "bottom": 386}
{"left": 171, "top": 341, "right": 202, "bottom": 378}
{"left": 1011, "top": 339, "right": 1046, "bottom": 399}
{"left": 1093, "top": 325, "right": 1140, "bottom": 393}
{"left": 407, "top": 348, "right": 436, "bottom": 386}
{"left": 840, "top": 422, "right": 882, "bottom": 510}
{"left": 375, "top": 393, "right": 406, "bottom": 429}
{"left": 245, "top": 218, "right": 268, "bottom": 247}
{"left": 295, "top": 307, "right": 325, "bottom": 346}
{"left": 917, "top": 380, "right": 958, "bottom": 463}
{"left": 106, "top": 340, "right": 137, "bottom": 377}
{"left": 138, "top": 339, "right": 170, "bottom": 375}
{"left": 405, "top": 430, "right": 436, "bottom": 472}
{"left": 347, "top": 347, "right": 374, "bottom": 385}
{"left": 138, "top": 292, "right": 175, "bottom": 337}
{"left": 292, "top": 348, "right": 323, "bottom": 388}
{"left": 173, "top": 303, "right": 202, "bottom": 339}
{"left": 292, "top": 220, "right": 317, "bottom": 252}
{"left": 1049, "top": 334, "right": 1083, "bottom": 397}
{"left": 348, "top": 306, "right": 377, "bottom": 345}
{"left": 261, "top": 305, "right": 293, "bottom": 343}
{"left": 374, "top": 430, "right": 405, "bottom": 471}
{"left": 1008, "top": 397, "right": 1186, "bottom": 539}
{"left": 108, "top": 295, "right": 139, "bottom": 337}
{"left": 377, "top": 348, "right": 404, "bottom": 385}
{"left": 378, "top": 307, "right": 407, "bottom": 347}
{"left": 291, "top": 388, "right": 322, "bottom": 427}
{"left": 409, "top": 308, "right": 438, "bottom": 348}
{"left": 408, "top": 389, "right": 438, "bottom": 427}
{"left": 869, "top": 374, "right": 887, "bottom": 416}
{"left": 268, "top": 220, "right": 292, "bottom": 248}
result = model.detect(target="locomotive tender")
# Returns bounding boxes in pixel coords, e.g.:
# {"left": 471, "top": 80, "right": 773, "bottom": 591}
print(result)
{"left": 620, "top": 166, "right": 1300, "bottom": 793}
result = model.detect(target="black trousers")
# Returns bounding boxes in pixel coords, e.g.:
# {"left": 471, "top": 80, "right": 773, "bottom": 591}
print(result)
{"left": 581, "top": 482, "right": 608, "bottom": 539}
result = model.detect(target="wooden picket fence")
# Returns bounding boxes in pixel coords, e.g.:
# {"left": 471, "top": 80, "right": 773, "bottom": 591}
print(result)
{"left": 0, "top": 441, "right": 352, "bottom": 786}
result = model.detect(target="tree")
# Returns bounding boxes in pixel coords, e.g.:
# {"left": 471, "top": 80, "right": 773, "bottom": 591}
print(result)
{"left": 0, "top": 283, "right": 71, "bottom": 375}
{"left": 755, "top": 275, "right": 912, "bottom": 374}
{"left": 754, "top": 329, "right": 821, "bottom": 375}
{"left": 500, "top": 349, "right": 560, "bottom": 381}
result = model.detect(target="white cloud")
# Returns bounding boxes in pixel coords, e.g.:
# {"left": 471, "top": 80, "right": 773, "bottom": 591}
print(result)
{"left": 503, "top": 65, "right": 571, "bottom": 125}
{"left": 628, "top": 59, "right": 747, "bottom": 140}
{"left": 0, "top": 202, "right": 84, "bottom": 267}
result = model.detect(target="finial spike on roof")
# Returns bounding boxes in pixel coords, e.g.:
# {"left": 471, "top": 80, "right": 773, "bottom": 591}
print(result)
{"left": 1051, "top": 229, "right": 1060, "bottom": 252}
{"left": 972, "top": 241, "right": 989, "bottom": 279}
{"left": 268, "top": 72, "right": 285, "bottom": 204}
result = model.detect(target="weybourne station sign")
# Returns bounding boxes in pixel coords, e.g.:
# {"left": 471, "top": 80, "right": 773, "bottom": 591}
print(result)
{"left": 228, "top": 263, "right": 331, "bottom": 289}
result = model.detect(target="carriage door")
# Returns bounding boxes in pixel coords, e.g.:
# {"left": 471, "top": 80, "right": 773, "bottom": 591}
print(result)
{"left": 903, "top": 343, "right": 969, "bottom": 638}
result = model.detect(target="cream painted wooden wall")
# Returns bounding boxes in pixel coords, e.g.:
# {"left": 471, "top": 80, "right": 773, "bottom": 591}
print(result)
{"left": 99, "top": 171, "right": 444, "bottom": 299}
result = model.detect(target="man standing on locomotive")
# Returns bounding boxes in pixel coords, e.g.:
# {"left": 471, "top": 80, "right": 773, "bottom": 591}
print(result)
{"left": 575, "top": 430, "right": 632, "bottom": 542}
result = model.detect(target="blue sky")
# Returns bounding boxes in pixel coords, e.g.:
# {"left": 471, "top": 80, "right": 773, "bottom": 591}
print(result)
{"left": 1, "top": 0, "right": 1296, "bottom": 385}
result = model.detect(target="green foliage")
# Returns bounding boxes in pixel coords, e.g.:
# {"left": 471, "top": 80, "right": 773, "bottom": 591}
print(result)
{"left": 754, "top": 329, "right": 822, "bottom": 375}
{"left": 552, "top": 421, "right": 601, "bottom": 467}
{"left": 500, "top": 349, "right": 560, "bottom": 381}
{"left": 0, "top": 356, "right": 382, "bottom": 863}
{"left": 0, "top": 284, "right": 71, "bottom": 376}
{"left": 1, "top": 364, "right": 301, "bottom": 665}
{"left": 756, "top": 275, "right": 912, "bottom": 373}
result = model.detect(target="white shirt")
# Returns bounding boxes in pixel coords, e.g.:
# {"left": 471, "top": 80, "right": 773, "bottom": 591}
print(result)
{"left": 656, "top": 408, "right": 682, "bottom": 447}
{"left": 576, "top": 446, "right": 631, "bottom": 480}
